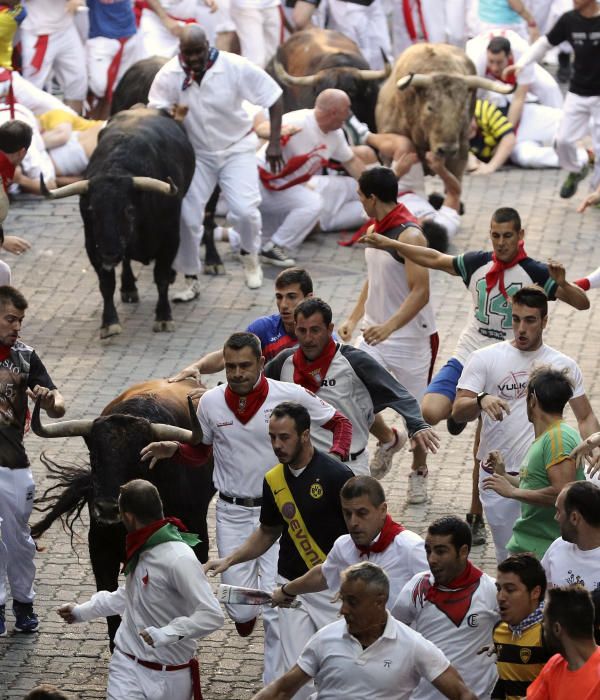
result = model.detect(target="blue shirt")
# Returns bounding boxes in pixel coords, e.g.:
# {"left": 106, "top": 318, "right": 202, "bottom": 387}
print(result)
{"left": 247, "top": 314, "right": 296, "bottom": 362}
{"left": 87, "top": 0, "right": 136, "bottom": 40}
{"left": 478, "top": 0, "right": 521, "bottom": 25}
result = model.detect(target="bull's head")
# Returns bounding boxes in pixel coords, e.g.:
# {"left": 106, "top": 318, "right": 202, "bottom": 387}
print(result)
{"left": 31, "top": 396, "right": 202, "bottom": 525}
{"left": 39, "top": 174, "right": 178, "bottom": 270}
{"left": 395, "top": 72, "right": 515, "bottom": 159}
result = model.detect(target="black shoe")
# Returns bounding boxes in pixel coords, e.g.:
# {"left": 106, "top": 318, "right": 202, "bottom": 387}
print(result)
{"left": 466, "top": 513, "right": 486, "bottom": 546}
{"left": 560, "top": 163, "right": 590, "bottom": 199}
{"left": 446, "top": 416, "right": 467, "bottom": 436}
{"left": 13, "top": 601, "right": 39, "bottom": 633}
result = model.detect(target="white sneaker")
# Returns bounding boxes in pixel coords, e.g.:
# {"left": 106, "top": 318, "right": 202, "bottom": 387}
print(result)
{"left": 407, "top": 470, "right": 428, "bottom": 504}
{"left": 240, "top": 253, "right": 263, "bottom": 289}
{"left": 370, "top": 426, "right": 408, "bottom": 479}
{"left": 172, "top": 277, "right": 201, "bottom": 303}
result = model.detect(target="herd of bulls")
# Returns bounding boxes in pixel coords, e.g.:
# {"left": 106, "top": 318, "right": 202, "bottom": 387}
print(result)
{"left": 28, "top": 28, "right": 515, "bottom": 646}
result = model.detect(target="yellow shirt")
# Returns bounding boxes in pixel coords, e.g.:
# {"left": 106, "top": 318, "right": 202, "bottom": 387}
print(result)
{"left": 0, "top": 4, "right": 26, "bottom": 70}
{"left": 38, "top": 110, "right": 104, "bottom": 132}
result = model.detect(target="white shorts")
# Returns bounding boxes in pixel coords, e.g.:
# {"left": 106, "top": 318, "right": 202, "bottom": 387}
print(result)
{"left": 50, "top": 132, "right": 89, "bottom": 176}
{"left": 87, "top": 34, "right": 143, "bottom": 99}
{"left": 431, "top": 205, "right": 461, "bottom": 241}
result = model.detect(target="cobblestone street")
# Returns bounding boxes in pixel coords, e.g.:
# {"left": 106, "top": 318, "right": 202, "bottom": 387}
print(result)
{"left": 1, "top": 163, "right": 599, "bottom": 698}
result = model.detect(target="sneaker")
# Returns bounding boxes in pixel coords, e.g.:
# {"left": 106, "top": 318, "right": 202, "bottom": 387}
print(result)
{"left": 407, "top": 469, "right": 428, "bottom": 504}
{"left": 344, "top": 114, "right": 371, "bottom": 145}
{"left": 240, "top": 253, "right": 263, "bottom": 289}
{"left": 446, "top": 416, "right": 467, "bottom": 436}
{"left": 0, "top": 605, "right": 5, "bottom": 636}
{"left": 172, "top": 276, "right": 201, "bottom": 303}
{"left": 560, "top": 164, "right": 590, "bottom": 199}
{"left": 260, "top": 243, "right": 296, "bottom": 268}
{"left": 370, "top": 426, "right": 408, "bottom": 479}
{"left": 235, "top": 617, "right": 257, "bottom": 637}
{"left": 13, "top": 601, "right": 38, "bottom": 633}
{"left": 466, "top": 513, "right": 487, "bottom": 546}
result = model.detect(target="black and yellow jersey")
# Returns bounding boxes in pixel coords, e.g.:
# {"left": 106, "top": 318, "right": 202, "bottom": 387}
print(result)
{"left": 470, "top": 99, "right": 515, "bottom": 163}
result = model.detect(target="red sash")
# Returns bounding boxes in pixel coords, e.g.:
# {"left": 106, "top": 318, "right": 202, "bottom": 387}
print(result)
{"left": 356, "top": 515, "right": 405, "bottom": 556}
{"left": 0, "top": 69, "right": 15, "bottom": 119}
{"left": 30, "top": 34, "right": 48, "bottom": 74}
{"left": 292, "top": 338, "right": 337, "bottom": 393}
{"left": 402, "top": 0, "right": 428, "bottom": 42}
{"left": 224, "top": 373, "right": 269, "bottom": 425}
{"left": 485, "top": 240, "right": 528, "bottom": 299}
{"left": 259, "top": 144, "right": 328, "bottom": 191}
{"left": 105, "top": 37, "right": 128, "bottom": 102}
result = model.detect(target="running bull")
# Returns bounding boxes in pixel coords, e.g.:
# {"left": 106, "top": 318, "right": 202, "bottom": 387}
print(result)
{"left": 376, "top": 43, "right": 515, "bottom": 180}
{"left": 269, "top": 27, "right": 390, "bottom": 131}
{"left": 30, "top": 378, "right": 215, "bottom": 646}
{"left": 41, "top": 107, "right": 195, "bottom": 339}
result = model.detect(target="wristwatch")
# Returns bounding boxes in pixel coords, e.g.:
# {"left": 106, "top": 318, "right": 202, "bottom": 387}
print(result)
{"left": 476, "top": 391, "right": 489, "bottom": 407}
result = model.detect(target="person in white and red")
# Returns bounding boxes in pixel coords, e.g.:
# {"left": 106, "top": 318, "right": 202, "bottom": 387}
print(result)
{"left": 20, "top": 0, "right": 87, "bottom": 114}
{"left": 140, "top": 331, "right": 352, "bottom": 684}
{"left": 270, "top": 476, "right": 428, "bottom": 613}
{"left": 85, "top": 0, "right": 143, "bottom": 120}
{"left": 229, "top": 0, "right": 281, "bottom": 68}
{"left": 392, "top": 516, "right": 500, "bottom": 700}
{"left": 57, "top": 479, "right": 224, "bottom": 700}
{"left": 391, "top": 0, "right": 469, "bottom": 57}
{"left": 148, "top": 25, "right": 284, "bottom": 297}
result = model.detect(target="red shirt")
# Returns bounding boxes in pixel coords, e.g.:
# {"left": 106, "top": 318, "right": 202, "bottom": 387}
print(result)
{"left": 0, "top": 150, "right": 15, "bottom": 192}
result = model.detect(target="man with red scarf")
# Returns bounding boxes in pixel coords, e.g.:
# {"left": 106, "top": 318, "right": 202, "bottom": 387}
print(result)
{"left": 140, "top": 331, "right": 351, "bottom": 684}
{"left": 359, "top": 206, "right": 588, "bottom": 543}
{"left": 269, "top": 475, "right": 427, "bottom": 616}
{"left": 339, "top": 166, "right": 438, "bottom": 502}
{"left": 58, "top": 479, "right": 224, "bottom": 700}
{"left": 266, "top": 296, "right": 439, "bottom": 477}
{"left": 392, "top": 516, "right": 499, "bottom": 700}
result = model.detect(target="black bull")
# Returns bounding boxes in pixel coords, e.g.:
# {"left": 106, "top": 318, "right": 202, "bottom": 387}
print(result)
{"left": 30, "top": 379, "right": 216, "bottom": 646}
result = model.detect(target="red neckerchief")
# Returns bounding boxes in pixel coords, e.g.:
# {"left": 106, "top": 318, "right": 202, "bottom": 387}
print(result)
{"left": 224, "top": 373, "right": 269, "bottom": 424}
{"left": 486, "top": 239, "right": 528, "bottom": 299}
{"left": 292, "top": 338, "right": 337, "bottom": 393}
{"left": 486, "top": 55, "right": 516, "bottom": 86}
{"left": 124, "top": 516, "right": 188, "bottom": 569}
{"left": 339, "top": 203, "right": 418, "bottom": 247}
{"left": 417, "top": 561, "right": 484, "bottom": 627}
{"left": 356, "top": 515, "right": 405, "bottom": 556}
{"left": 0, "top": 151, "right": 15, "bottom": 192}
{"left": 179, "top": 47, "right": 219, "bottom": 90}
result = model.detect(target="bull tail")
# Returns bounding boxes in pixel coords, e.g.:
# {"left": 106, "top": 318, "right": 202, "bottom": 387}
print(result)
{"left": 31, "top": 453, "right": 93, "bottom": 543}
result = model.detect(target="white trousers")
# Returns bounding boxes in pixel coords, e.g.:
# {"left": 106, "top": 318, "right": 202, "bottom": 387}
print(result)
{"left": 392, "top": 0, "right": 468, "bottom": 56}
{"left": 510, "top": 103, "right": 562, "bottom": 169}
{"left": 0, "top": 467, "right": 36, "bottom": 607}
{"left": 260, "top": 182, "right": 322, "bottom": 251}
{"left": 356, "top": 335, "right": 431, "bottom": 403}
{"left": 87, "top": 34, "right": 143, "bottom": 99}
{"left": 107, "top": 649, "right": 192, "bottom": 700}
{"left": 479, "top": 466, "right": 521, "bottom": 564}
{"left": 230, "top": 5, "right": 281, "bottom": 68}
{"left": 327, "top": 0, "right": 391, "bottom": 69}
{"left": 555, "top": 92, "right": 600, "bottom": 189}
{"left": 0, "top": 71, "right": 74, "bottom": 116}
{"left": 21, "top": 24, "right": 87, "bottom": 101}
{"left": 312, "top": 175, "right": 365, "bottom": 232}
{"left": 177, "top": 147, "right": 262, "bottom": 275}
{"left": 215, "top": 498, "right": 281, "bottom": 683}
{"left": 278, "top": 585, "right": 339, "bottom": 700}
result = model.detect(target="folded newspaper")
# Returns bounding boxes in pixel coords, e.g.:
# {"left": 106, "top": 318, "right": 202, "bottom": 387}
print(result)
{"left": 217, "top": 584, "right": 301, "bottom": 608}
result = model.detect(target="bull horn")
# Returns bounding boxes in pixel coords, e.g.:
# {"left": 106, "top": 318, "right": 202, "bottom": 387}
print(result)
{"left": 356, "top": 49, "right": 392, "bottom": 81}
{"left": 461, "top": 75, "right": 517, "bottom": 95}
{"left": 31, "top": 397, "right": 93, "bottom": 438}
{"left": 272, "top": 58, "right": 320, "bottom": 86}
{"left": 396, "top": 73, "right": 434, "bottom": 90}
{"left": 40, "top": 174, "right": 89, "bottom": 199}
{"left": 131, "top": 176, "right": 178, "bottom": 196}
{"left": 150, "top": 396, "right": 203, "bottom": 445}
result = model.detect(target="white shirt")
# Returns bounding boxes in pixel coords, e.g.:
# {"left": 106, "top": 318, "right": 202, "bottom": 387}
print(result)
{"left": 322, "top": 530, "right": 428, "bottom": 603}
{"left": 542, "top": 537, "right": 600, "bottom": 590}
{"left": 297, "top": 614, "right": 450, "bottom": 699}
{"left": 198, "top": 378, "right": 336, "bottom": 498}
{"left": 257, "top": 109, "right": 353, "bottom": 175}
{"left": 392, "top": 570, "right": 499, "bottom": 700}
{"left": 457, "top": 341, "right": 584, "bottom": 472}
{"left": 363, "top": 245, "right": 437, "bottom": 340}
{"left": 148, "top": 51, "right": 282, "bottom": 154}
{"left": 22, "top": 0, "right": 73, "bottom": 34}
{"left": 73, "top": 541, "right": 224, "bottom": 665}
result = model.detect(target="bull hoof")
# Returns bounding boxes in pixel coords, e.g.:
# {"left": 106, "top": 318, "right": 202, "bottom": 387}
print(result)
{"left": 203, "top": 264, "right": 225, "bottom": 276}
{"left": 121, "top": 290, "right": 139, "bottom": 303}
{"left": 153, "top": 320, "right": 175, "bottom": 333}
{"left": 100, "top": 324, "right": 122, "bottom": 339}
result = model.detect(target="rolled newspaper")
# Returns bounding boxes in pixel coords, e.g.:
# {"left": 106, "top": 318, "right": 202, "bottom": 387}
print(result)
{"left": 217, "top": 584, "right": 301, "bottom": 608}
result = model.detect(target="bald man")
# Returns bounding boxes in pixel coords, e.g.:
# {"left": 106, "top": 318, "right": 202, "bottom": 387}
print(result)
{"left": 148, "top": 25, "right": 284, "bottom": 295}
{"left": 246, "top": 89, "right": 366, "bottom": 267}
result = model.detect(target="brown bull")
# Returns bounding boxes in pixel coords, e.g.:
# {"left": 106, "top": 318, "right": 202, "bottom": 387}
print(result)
{"left": 376, "top": 43, "right": 514, "bottom": 179}
{"left": 268, "top": 27, "right": 389, "bottom": 130}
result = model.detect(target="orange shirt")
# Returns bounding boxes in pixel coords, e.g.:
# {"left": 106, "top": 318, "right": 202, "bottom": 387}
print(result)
{"left": 527, "top": 648, "right": 600, "bottom": 699}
